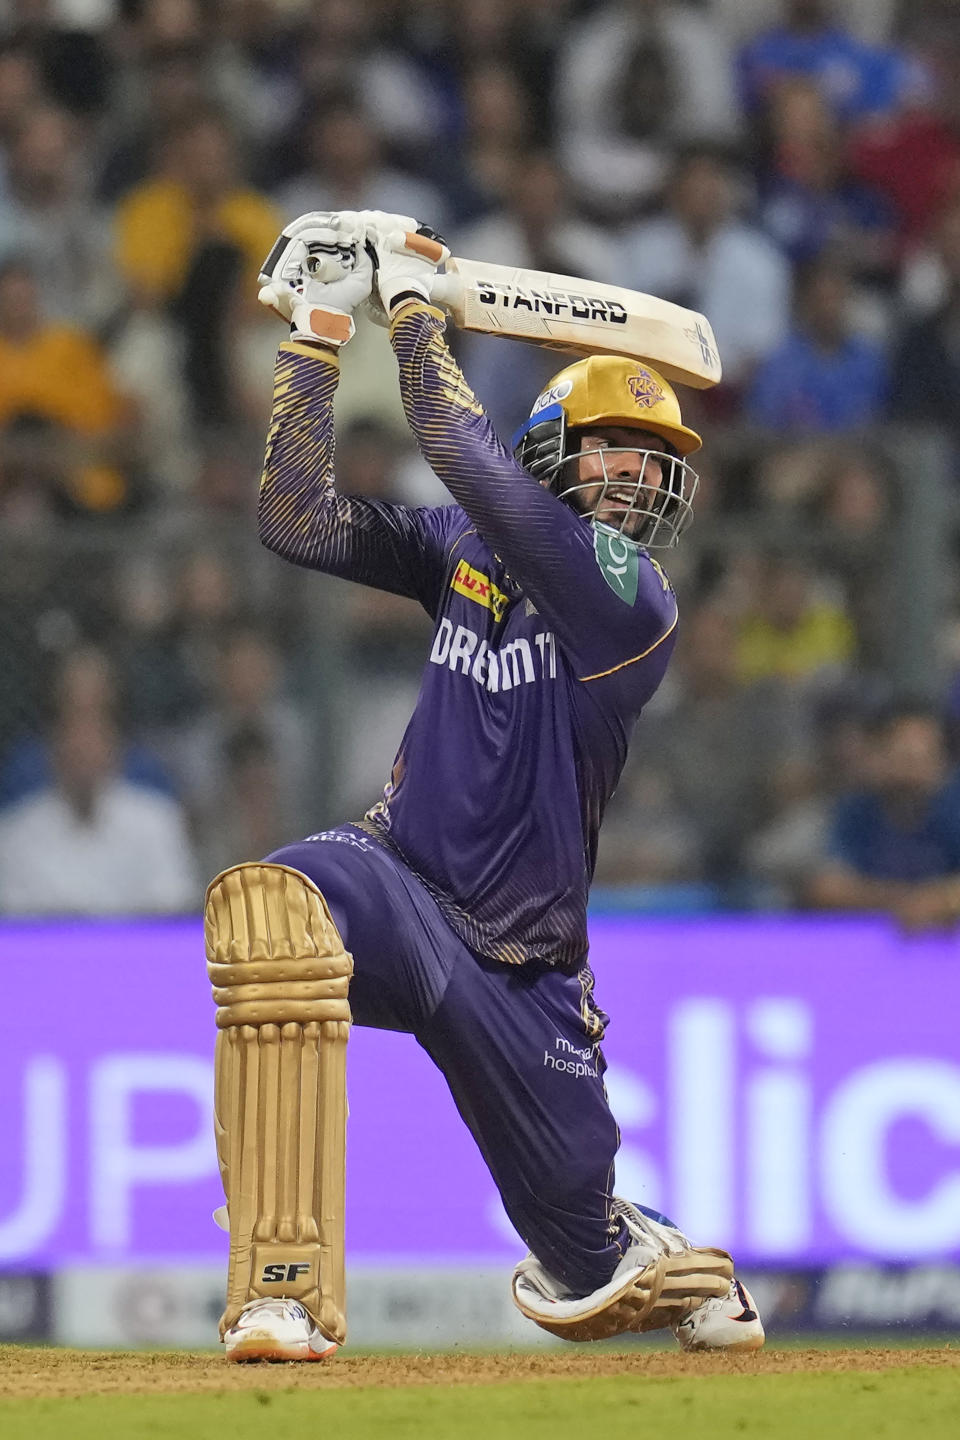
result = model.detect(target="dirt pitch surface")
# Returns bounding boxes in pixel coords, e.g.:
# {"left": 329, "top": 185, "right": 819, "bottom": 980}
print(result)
{"left": 2, "top": 1344, "right": 957, "bottom": 1399}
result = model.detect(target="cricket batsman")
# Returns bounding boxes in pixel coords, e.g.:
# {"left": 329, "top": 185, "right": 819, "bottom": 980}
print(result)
{"left": 204, "top": 209, "right": 764, "bottom": 1361}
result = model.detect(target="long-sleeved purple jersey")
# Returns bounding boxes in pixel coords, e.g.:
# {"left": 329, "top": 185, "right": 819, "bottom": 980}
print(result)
{"left": 259, "top": 303, "right": 678, "bottom": 970}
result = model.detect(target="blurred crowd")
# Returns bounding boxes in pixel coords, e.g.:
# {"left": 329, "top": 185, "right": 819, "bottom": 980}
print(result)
{"left": 2, "top": 0, "right": 960, "bottom": 920}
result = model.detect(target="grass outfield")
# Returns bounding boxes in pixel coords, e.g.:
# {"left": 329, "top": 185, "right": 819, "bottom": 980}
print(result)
{"left": 1, "top": 1346, "right": 958, "bottom": 1440}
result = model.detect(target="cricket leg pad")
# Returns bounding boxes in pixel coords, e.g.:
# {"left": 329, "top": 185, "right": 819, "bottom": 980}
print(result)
{"left": 205, "top": 862, "right": 352, "bottom": 1344}
{"left": 512, "top": 1199, "right": 734, "bottom": 1342}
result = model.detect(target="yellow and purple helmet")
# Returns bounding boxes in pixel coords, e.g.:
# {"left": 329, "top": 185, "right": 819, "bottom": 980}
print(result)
{"left": 512, "top": 355, "right": 702, "bottom": 547}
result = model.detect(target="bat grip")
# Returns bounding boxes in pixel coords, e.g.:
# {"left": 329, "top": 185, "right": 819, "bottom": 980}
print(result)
{"left": 427, "top": 272, "right": 463, "bottom": 313}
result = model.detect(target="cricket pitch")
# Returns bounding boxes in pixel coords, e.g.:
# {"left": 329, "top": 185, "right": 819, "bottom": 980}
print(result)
{"left": 1, "top": 1343, "right": 957, "bottom": 1439}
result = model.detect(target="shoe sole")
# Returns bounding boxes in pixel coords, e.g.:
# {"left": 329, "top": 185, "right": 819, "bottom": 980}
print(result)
{"left": 681, "top": 1332, "right": 766, "bottom": 1354}
{"left": 226, "top": 1334, "right": 338, "bottom": 1363}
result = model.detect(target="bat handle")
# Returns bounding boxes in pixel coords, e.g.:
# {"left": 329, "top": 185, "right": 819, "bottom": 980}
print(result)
{"left": 427, "top": 271, "right": 464, "bottom": 316}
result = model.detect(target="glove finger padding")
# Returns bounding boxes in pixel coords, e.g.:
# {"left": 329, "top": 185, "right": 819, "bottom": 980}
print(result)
{"left": 260, "top": 219, "right": 341, "bottom": 286}
{"left": 367, "top": 220, "right": 451, "bottom": 316}
{"left": 259, "top": 212, "right": 373, "bottom": 347}
{"left": 392, "top": 224, "right": 450, "bottom": 266}
{"left": 260, "top": 211, "right": 367, "bottom": 280}
{"left": 356, "top": 208, "right": 418, "bottom": 237}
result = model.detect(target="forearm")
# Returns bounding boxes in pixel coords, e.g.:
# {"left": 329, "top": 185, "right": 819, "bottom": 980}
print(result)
{"left": 258, "top": 340, "right": 439, "bottom": 600}
{"left": 389, "top": 304, "right": 574, "bottom": 551}
{"left": 805, "top": 868, "right": 906, "bottom": 912}
{"left": 808, "top": 865, "right": 960, "bottom": 931}
{"left": 907, "top": 875, "right": 960, "bottom": 924}
{"left": 258, "top": 339, "right": 342, "bottom": 567}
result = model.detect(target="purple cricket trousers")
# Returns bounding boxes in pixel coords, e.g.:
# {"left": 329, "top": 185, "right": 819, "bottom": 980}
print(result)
{"left": 267, "top": 825, "right": 628, "bottom": 1295}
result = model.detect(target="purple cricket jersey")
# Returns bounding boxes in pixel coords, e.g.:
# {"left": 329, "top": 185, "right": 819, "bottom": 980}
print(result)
{"left": 258, "top": 304, "right": 679, "bottom": 970}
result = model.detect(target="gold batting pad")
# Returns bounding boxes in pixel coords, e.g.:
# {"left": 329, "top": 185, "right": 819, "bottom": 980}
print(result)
{"left": 205, "top": 862, "right": 352, "bottom": 1343}
{"left": 513, "top": 1245, "right": 733, "bottom": 1342}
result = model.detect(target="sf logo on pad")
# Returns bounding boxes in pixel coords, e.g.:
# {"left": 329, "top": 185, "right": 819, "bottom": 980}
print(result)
{"left": 261, "top": 1262, "right": 312, "bottom": 1283}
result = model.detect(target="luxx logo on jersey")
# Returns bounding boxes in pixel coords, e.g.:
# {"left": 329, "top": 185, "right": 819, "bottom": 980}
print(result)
{"left": 451, "top": 558, "right": 510, "bottom": 620}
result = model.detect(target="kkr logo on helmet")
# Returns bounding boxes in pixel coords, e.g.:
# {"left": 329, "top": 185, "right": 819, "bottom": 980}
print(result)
{"left": 627, "top": 370, "right": 666, "bottom": 409}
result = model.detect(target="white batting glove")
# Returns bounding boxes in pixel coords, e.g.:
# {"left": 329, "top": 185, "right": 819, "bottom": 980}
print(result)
{"left": 258, "top": 211, "right": 372, "bottom": 348}
{"left": 363, "top": 213, "right": 450, "bottom": 317}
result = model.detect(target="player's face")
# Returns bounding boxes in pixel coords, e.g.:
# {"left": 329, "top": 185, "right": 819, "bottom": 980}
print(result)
{"left": 572, "top": 427, "right": 668, "bottom": 538}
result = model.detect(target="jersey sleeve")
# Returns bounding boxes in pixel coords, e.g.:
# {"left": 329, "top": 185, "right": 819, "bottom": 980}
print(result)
{"left": 389, "top": 303, "right": 678, "bottom": 682}
{"left": 257, "top": 338, "right": 457, "bottom": 615}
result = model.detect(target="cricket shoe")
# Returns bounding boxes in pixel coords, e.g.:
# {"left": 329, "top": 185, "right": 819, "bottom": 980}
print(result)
{"left": 223, "top": 1298, "right": 339, "bottom": 1362}
{"left": 673, "top": 1277, "right": 765, "bottom": 1352}
{"left": 512, "top": 1198, "right": 733, "bottom": 1341}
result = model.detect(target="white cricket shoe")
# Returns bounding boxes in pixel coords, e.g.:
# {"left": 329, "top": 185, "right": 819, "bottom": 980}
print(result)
{"left": 512, "top": 1199, "right": 733, "bottom": 1341}
{"left": 673, "top": 1277, "right": 765, "bottom": 1352}
{"left": 223, "top": 1298, "right": 339, "bottom": 1362}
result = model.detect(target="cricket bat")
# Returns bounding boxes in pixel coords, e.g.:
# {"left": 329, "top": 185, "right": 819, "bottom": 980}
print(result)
{"left": 429, "top": 257, "right": 721, "bottom": 389}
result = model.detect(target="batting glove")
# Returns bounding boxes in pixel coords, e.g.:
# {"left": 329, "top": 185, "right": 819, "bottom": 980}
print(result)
{"left": 362, "top": 212, "right": 450, "bottom": 318}
{"left": 258, "top": 211, "right": 372, "bottom": 348}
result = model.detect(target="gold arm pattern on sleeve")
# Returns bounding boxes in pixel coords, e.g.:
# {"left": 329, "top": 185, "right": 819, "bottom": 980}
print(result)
{"left": 388, "top": 301, "right": 447, "bottom": 331}
{"left": 260, "top": 340, "right": 339, "bottom": 498}
{"left": 258, "top": 340, "right": 341, "bottom": 560}
{"left": 577, "top": 607, "right": 679, "bottom": 682}
{"left": 258, "top": 335, "right": 455, "bottom": 600}
{"left": 390, "top": 302, "right": 486, "bottom": 420}
{"left": 282, "top": 339, "right": 342, "bottom": 366}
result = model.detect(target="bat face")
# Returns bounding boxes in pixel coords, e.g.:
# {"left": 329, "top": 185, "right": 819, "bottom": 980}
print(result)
{"left": 431, "top": 259, "right": 722, "bottom": 389}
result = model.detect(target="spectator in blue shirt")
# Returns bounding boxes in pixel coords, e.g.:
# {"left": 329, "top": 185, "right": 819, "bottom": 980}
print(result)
{"left": 0, "top": 645, "right": 175, "bottom": 809}
{"left": 758, "top": 78, "right": 895, "bottom": 272}
{"left": 808, "top": 702, "right": 960, "bottom": 929}
{"left": 746, "top": 254, "right": 887, "bottom": 433}
{"left": 738, "top": 0, "right": 908, "bottom": 125}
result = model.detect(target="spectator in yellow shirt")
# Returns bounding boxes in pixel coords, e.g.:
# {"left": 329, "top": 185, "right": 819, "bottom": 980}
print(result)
{"left": 0, "top": 258, "right": 136, "bottom": 516}
{"left": 737, "top": 551, "right": 855, "bottom": 690}
{"left": 115, "top": 106, "right": 279, "bottom": 303}
{"left": 114, "top": 108, "right": 280, "bottom": 429}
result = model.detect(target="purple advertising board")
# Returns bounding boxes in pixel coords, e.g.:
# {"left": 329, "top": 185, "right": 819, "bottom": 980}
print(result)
{"left": 2, "top": 916, "right": 959, "bottom": 1270}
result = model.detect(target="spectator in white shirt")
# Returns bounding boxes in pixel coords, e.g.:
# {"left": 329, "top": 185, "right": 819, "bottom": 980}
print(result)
{"left": 555, "top": 0, "right": 740, "bottom": 216}
{"left": 0, "top": 707, "right": 199, "bottom": 916}
{"left": 452, "top": 151, "right": 622, "bottom": 436}
{"left": 620, "top": 145, "right": 792, "bottom": 386}
{"left": 274, "top": 98, "right": 448, "bottom": 237}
